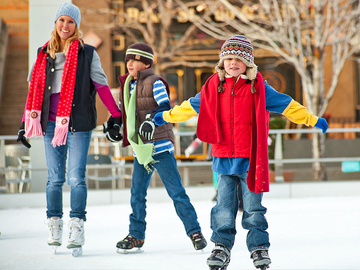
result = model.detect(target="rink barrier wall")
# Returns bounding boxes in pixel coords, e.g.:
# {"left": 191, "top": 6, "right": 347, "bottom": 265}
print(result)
{"left": 0, "top": 180, "right": 360, "bottom": 209}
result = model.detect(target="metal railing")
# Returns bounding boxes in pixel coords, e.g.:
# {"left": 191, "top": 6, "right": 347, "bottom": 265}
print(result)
{"left": 1, "top": 127, "right": 360, "bottom": 190}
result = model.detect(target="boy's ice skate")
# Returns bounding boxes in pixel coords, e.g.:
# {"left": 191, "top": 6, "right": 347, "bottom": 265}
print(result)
{"left": 67, "top": 217, "right": 84, "bottom": 257}
{"left": 207, "top": 244, "right": 231, "bottom": 270}
{"left": 250, "top": 249, "right": 271, "bottom": 270}
{"left": 189, "top": 231, "right": 207, "bottom": 250}
{"left": 116, "top": 234, "right": 144, "bottom": 254}
{"left": 47, "top": 217, "right": 63, "bottom": 254}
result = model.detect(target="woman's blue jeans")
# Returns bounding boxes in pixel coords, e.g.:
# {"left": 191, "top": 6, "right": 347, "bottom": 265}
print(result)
{"left": 210, "top": 172, "right": 270, "bottom": 252}
{"left": 44, "top": 121, "right": 91, "bottom": 221}
{"left": 129, "top": 151, "right": 201, "bottom": 240}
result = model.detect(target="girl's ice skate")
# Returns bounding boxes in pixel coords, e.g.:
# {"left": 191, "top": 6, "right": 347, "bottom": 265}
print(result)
{"left": 116, "top": 234, "right": 144, "bottom": 254}
{"left": 67, "top": 218, "right": 84, "bottom": 257}
{"left": 47, "top": 217, "right": 63, "bottom": 254}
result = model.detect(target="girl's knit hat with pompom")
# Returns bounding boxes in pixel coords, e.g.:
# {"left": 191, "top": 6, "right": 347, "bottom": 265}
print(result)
{"left": 215, "top": 35, "right": 258, "bottom": 88}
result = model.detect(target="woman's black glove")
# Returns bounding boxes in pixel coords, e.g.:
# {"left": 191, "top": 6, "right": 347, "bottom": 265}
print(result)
{"left": 16, "top": 122, "right": 31, "bottom": 148}
{"left": 103, "top": 116, "right": 123, "bottom": 142}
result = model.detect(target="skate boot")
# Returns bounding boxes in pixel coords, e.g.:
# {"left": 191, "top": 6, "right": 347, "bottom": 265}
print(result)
{"left": 207, "top": 244, "right": 231, "bottom": 270}
{"left": 189, "top": 231, "right": 207, "bottom": 250}
{"left": 47, "top": 217, "right": 63, "bottom": 254}
{"left": 116, "top": 234, "right": 144, "bottom": 254}
{"left": 67, "top": 217, "right": 85, "bottom": 257}
{"left": 250, "top": 249, "right": 271, "bottom": 270}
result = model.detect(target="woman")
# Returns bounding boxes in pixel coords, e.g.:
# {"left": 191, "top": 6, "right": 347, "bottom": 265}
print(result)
{"left": 17, "top": 2, "right": 122, "bottom": 256}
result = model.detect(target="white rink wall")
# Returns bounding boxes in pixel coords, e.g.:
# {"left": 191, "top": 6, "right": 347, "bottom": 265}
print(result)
{"left": 1, "top": 180, "right": 360, "bottom": 209}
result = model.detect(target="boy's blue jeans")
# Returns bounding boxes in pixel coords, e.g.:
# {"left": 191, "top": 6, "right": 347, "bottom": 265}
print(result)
{"left": 129, "top": 151, "right": 201, "bottom": 240}
{"left": 210, "top": 172, "right": 270, "bottom": 252}
{"left": 44, "top": 121, "right": 91, "bottom": 221}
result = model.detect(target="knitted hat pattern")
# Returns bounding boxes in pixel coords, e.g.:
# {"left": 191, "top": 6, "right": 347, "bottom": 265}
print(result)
{"left": 54, "top": 3, "right": 81, "bottom": 27}
{"left": 215, "top": 35, "right": 258, "bottom": 82}
{"left": 125, "top": 43, "right": 154, "bottom": 67}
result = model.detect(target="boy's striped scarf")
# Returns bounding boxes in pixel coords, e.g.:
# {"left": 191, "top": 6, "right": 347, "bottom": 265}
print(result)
{"left": 25, "top": 40, "right": 79, "bottom": 147}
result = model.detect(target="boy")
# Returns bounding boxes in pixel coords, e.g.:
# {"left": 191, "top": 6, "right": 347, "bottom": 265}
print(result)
{"left": 147, "top": 35, "right": 328, "bottom": 269}
{"left": 105, "top": 42, "right": 207, "bottom": 253}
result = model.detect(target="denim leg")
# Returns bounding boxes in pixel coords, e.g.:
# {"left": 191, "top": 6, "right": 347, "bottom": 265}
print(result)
{"left": 44, "top": 121, "right": 67, "bottom": 219}
{"left": 129, "top": 157, "right": 153, "bottom": 240}
{"left": 240, "top": 175, "right": 270, "bottom": 252}
{"left": 67, "top": 130, "right": 92, "bottom": 221}
{"left": 210, "top": 173, "right": 240, "bottom": 250}
{"left": 154, "top": 152, "right": 201, "bottom": 236}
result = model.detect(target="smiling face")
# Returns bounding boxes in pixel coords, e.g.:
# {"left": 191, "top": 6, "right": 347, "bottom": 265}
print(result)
{"left": 126, "top": 59, "right": 150, "bottom": 78}
{"left": 56, "top": 15, "right": 76, "bottom": 45}
{"left": 223, "top": 58, "right": 247, "bottom": 79}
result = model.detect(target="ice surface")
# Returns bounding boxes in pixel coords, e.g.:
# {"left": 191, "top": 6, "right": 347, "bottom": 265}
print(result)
{"left": 0, "top": 191, "right": 359, "bottom": 269}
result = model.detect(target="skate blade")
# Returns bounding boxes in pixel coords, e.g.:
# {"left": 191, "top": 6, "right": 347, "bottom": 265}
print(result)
{"left": 116, "top": 248, "right": 144, "bottom": 254}
{"left": 51, "top": 246, "right": 58, "bottom": 254}
{"left": 69, "top": 247, "right": 83, "bottom": 257}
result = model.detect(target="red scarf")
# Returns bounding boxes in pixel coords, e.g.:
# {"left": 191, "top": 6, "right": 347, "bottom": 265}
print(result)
{"left": 197, "top": 72, "right": 270, "bottom": 193}
{"left": 25, "top": 40, "right": 79, "bottom": 147}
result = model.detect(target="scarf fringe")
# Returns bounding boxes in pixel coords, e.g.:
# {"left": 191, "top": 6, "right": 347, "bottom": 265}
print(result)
{"left": 24, "top": 110, "right": 43, "bottom": 138}
{"left": 51, "top": 117, "right": 69, "bottom": 147}
{"left": 144, "top": 159, "right": 159, "bottom": 173}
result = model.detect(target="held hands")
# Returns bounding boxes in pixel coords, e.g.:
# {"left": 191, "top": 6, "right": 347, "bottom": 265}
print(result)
{"left": 103, "top": 116, "right": 123, "bottom": 142}
{"left": 16, "top": 122, "right": 31, "bottom": 148}
{"left": 314, "top": 118, "right": 329, "bottom": 133}
{"left": 139, "top": 113, "right": 156, "bottom": 140}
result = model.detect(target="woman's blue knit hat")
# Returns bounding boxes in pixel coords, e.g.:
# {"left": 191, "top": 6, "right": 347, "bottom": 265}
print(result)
{"left": 54, "top": 3, "right": 81, "bottom": 27}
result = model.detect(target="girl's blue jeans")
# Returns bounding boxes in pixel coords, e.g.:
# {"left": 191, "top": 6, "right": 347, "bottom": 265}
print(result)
{"left": 44, "top": 121, "right": 91, "bottom": 221}
{"left": 210, "top": 172, "right": 270, "bottom": 252}
{"left": 129, "top": 151, "right": 201, "bottom": 240}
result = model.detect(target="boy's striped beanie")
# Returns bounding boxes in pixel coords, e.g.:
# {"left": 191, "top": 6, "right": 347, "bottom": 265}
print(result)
{"left": 215, "top": 35, "right": 258, "bottom": 82}
{"left": 125, "top": 42, "right": 154, "bottom": 66}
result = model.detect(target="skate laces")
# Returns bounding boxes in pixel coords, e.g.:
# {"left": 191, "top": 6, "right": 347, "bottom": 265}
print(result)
{"left": 68, "top": 218, "right": 83, "bottom": 241}
{"left": 251, "top": 249, "right": 269, "bottom": 260}
{"left": 190, "top": 231, "right": 203, "bottom": 242}
{"left": 212, "top": 245, "right": 230, "bottom": 257}
{"left": 123, "top": 235, "right": 137, "bottom": 243}
{"left": 47, "top": 218, "right": 63, "bottom": 239}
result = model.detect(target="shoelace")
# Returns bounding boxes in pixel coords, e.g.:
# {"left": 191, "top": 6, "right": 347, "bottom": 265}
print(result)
{"left": 47, "top": 219, "right": 63, "bottom": 239}
{"left": 252, "top": 250, "right": 269, "bottom": 260}
{"left": 190, "top": 232, "right": 202, "bottom": 242}
{"left": 212, "top": 245, "right": 230, "bottom": 260}
{"left": 50, "top": 225, "right": 62, "bottom": 239}
{"left": 123, "top": 235, "right": 136, "bottom": 243}
{"left": 69, "top": 220, "right": 82, "bottom": 241}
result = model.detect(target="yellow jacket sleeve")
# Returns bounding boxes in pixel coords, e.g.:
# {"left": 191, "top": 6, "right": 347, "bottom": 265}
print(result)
{"left": 282, "top": 100, "right": 319, "bottom": 126}
{"left": 163, "top": 100, "right": 198, "bottom": 123}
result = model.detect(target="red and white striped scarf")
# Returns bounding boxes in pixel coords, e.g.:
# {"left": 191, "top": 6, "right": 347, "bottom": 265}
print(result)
{"left": 25, "top": 40, "right": 79, "bottom": 147}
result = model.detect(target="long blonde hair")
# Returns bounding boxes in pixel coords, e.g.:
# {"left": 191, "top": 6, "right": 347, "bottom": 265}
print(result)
{"left": 47, "top": 23, "right": 84, "bottom": 58}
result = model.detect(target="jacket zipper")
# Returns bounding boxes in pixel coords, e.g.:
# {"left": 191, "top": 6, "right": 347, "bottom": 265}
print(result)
{"left": 230, "top": 80, "right": 235, "bottom": 157}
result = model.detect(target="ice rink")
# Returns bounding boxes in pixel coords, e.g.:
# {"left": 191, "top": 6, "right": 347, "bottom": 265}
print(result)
{"left": 0, "top": 184, "right": 359, "bottom": 270}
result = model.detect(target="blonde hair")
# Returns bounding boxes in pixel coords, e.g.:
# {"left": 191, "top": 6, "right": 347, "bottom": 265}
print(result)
{"left": 47, "top": 23, "right": 84, "bottom": 58}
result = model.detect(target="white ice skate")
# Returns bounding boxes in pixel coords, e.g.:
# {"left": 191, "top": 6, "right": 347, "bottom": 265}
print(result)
{"left": 67, "top": 217, "right": 84, "bottom": 257}
{"left": 47, "top": 217, "right": 63, "bottom": 254}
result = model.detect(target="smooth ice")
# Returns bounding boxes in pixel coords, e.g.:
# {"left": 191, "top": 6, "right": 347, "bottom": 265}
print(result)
{"left": 0, "top": 185, "right": 359, "bottom": 270}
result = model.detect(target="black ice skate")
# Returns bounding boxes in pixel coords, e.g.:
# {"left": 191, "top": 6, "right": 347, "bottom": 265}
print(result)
{"left": 189, "top": 231, "right": 207, "bottom": 250}
{"left": 250, "top": 249, "right": 271, "bottom": 270}
{"left": 207, "top": 244, "right": 231, "bottom": 270}
{"left": 116, "top": 234, "right": 144, "bottom": 254}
